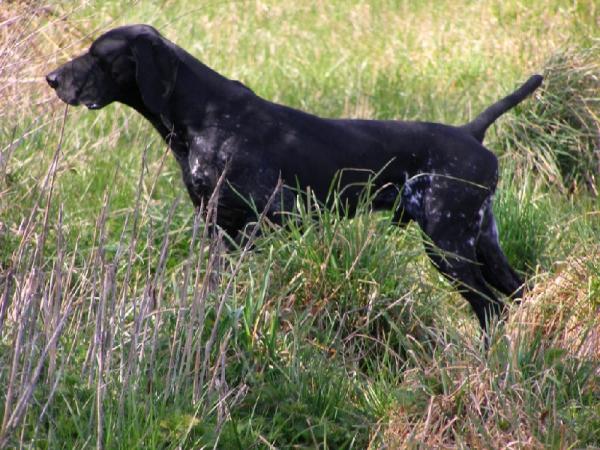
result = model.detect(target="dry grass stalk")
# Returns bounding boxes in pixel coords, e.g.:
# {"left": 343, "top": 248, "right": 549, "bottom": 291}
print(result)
{"left": 508, "top": 250, "right": 600, "bottom": 360}
{"left": 381, "top": 250, "right": 599, "bottom": 448}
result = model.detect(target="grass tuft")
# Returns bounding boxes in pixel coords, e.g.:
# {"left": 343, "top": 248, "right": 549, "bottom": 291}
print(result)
{"left": 499, "top": 43, "right": 600, "bottom": 195}
{"left": 381, "top": 250, "right": 600, "bottom": 448}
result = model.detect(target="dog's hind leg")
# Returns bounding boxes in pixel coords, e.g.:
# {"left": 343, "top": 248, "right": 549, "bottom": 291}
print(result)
{"left": 476, "top": 201, "right": 525, "bottom": 299}
{"left": 403, "top": 177, "right": 505, "bottom": 331}
{"left": 424, "top": 239, "right": 504, "bottom": 332}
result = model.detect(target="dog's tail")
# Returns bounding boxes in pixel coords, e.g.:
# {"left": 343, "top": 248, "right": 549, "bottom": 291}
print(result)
{"left": 461, "top": 75, "right": 543, "bottom": 142}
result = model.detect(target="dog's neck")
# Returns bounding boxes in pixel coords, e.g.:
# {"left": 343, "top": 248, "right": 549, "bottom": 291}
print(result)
{"left": 169, "top": 53, "right": 255, "bottom": 125}
{"left": 119, "top": 49, "right": 256, "bottom": 154}
{"left": 119, "top": 92, "right": 165, "bottom": 131}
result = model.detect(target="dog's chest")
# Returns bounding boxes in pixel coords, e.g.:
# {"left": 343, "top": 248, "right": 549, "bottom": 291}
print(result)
{"left": 177, "top": 128, "right": 236, "bottom": 199}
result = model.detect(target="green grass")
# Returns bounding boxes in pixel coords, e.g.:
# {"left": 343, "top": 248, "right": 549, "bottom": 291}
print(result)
{"left": 1, "top": 0, "right": 599, "bottom": 448}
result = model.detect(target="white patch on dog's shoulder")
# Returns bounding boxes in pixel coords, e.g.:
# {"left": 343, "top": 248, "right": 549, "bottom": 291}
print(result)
{"left": 190, "top": 158, "right": 201, "bottom": 176}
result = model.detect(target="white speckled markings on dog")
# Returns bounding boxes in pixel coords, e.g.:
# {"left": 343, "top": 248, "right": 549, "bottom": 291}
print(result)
{"left": 45, "top": 24, "right": 542, "bottom": 332}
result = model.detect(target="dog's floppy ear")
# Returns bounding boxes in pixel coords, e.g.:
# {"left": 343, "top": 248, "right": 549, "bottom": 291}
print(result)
{"left": 130, "top": 31, "right": 179, "bottom": 115}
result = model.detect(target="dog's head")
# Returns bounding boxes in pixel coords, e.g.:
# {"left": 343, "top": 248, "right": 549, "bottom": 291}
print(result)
{"left": 46, "top": 24, "right": 178, "bottom": 114}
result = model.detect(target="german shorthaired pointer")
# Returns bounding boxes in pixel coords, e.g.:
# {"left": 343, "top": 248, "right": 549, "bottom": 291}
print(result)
{"left": 46, "top": 25, "right": 542, "bottom": 332}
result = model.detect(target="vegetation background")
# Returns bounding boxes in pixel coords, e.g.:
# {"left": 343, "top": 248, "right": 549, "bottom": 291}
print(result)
{"left": 0, "top": 0, "right": 599, "bottom": 448}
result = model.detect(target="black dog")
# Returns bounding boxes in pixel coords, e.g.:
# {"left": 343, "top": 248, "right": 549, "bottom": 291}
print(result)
{"left": 46, "top": 24, "right": 542, "bottom": 331}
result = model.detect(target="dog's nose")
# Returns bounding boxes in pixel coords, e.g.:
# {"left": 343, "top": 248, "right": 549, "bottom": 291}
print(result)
{"left": 46, "top": 71, "right": 60, "bottom": 89}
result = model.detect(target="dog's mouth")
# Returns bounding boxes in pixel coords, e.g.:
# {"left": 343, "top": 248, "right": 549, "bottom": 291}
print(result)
{"left": 52, "top": 90, "right": 79, "bottom": 107}
{"left": 51, "top": 88, "right": 104, "bottom": 110}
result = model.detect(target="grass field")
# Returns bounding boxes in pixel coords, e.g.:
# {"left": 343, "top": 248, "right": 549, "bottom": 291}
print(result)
{"left": 1, "top": 1, "right": 599, "bottom": 448}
